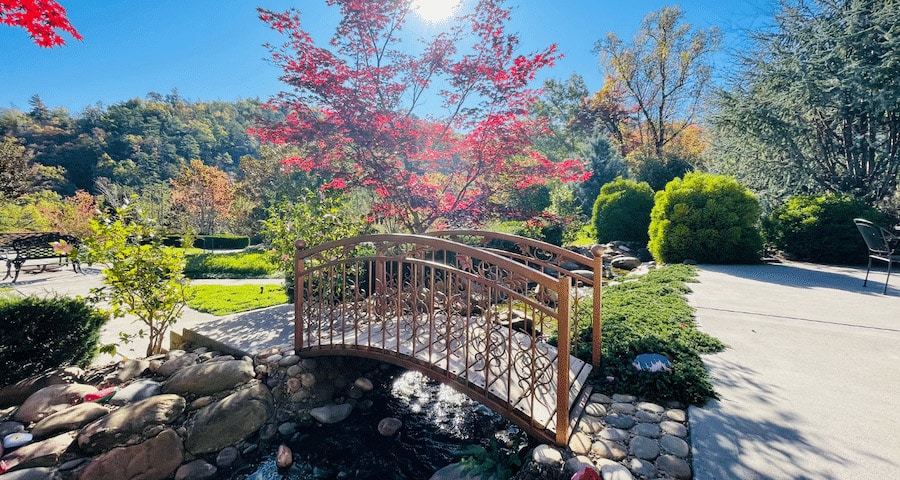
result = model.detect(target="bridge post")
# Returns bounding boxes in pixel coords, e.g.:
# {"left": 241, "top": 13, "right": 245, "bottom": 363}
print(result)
{"left": 294, "top": 239, "right": 307, "bottom": 351}
{"left": 591, "top": 244, "right": 604, "bottom": 368}
{"left": 555, "top": 275, "right": 571, "bottom": 445}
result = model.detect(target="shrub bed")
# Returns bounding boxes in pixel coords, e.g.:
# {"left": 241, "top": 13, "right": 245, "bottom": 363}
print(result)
{"left": 574, "top": 265, "right": 725, "bottom": 404}
{"left": 762, "top": 194, "right": 886, "bottom": 264}
{"left": 0, "top": 295, "right": 108, "bottom": 385}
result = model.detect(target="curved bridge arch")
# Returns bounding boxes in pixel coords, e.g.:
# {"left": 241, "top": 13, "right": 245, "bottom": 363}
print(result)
{"left": 293, "top": 233, "right": 602, "bottom": 445}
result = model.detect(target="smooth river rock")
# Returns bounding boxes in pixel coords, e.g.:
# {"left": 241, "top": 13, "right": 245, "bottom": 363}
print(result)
{"left": 31, "top": 402, "right": 108, "bottom": 438}
{"left": 309, "top": 403, "right": 353, "bottom": 424}
{"left": 77, "top": 394, "right": 186, "bottom": 453}
{"left": 14, "top": 384, "right": 97, "bottom": 423}
{"left": 0, "top": 432, "right": 74, "bottom": 472}
{"left": 183, "top": 382, "right": 273, "bottom": 454}
{"left": 78, "top": 429, "right": 183, "bottom": 480}
{"left": 163, "top": 360, "right": 254, "bottom": 396}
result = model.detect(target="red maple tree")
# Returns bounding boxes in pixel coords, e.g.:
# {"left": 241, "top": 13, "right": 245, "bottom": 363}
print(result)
{"left": 1, "top": 0, "right": 81, "bottom": 47}
{"left": 253, "top": 0, "right": 586, "bottom": 233}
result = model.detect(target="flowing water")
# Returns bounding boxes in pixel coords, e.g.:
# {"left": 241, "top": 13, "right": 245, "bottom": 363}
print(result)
{"left": 235, "top": 369, "right": 522, "bottom": 480}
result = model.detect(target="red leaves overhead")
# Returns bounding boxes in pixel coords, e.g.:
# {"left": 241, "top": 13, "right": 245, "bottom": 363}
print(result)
{"left": 0, "top": 0, "right": 81, "bottom": 47}
{"left": 254, "top": 0, "right": 581, "bottom": 233}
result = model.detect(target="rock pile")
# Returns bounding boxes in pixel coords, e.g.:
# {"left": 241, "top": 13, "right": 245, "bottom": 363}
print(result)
{"left": 511, "top": 393, "right": 692, "bottom": 480}
{"left": 0, "top": 345, "right": 380, "bottom": 480}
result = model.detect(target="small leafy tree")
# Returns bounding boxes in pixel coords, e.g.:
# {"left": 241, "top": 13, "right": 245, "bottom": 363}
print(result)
{"left": 261, "top": 188, "right": 367, "bottom": 290}
{"left": 649, "top": 172, "right": 763, "bottom": 264}
{"left": 79, "top": 201, "right": 189, "bottom": 356}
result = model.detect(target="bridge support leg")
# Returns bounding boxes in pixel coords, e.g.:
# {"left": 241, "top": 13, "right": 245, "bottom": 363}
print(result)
{"left": 294, "top": 240, "right": 307, "bottom": 351}
{"left": 556, "top": 277, "right": 571, "bottom": 446}
{"left": 591, "top": 245, "right": 604, "bottom": 369}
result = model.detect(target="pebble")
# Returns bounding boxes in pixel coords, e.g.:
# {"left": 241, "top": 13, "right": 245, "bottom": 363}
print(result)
{"left": 635, "top": 401, "right": 664, "bottom": 414}
{"left": 589, "top": 393, "right": 613, "bottom": 404}
{"left": 591, "top": 439, "right": 627, "bottom": 461}
{"left": 377, "top": 417, "right": 402, "bottom": 437}
{"left": 278, "top": 355, "right": 301, "bottom": 367}
{"left": 600, "top": 463, "right": 633, "bottom": 480}
{"left": 634, "top": 410, "right": 660, "bottom": 423}
{"left": 610, "top": 402, "right": 636, "bottom": 415}
{"left": 604, "top": 413, "right": 635, "bottom": 429}
{"left": 585, "top": 402, "right": 607, "bottom": 417}
{"left": 216, "top": 446, "right": 240, "bottom": 468}
{"left": 660, "top": 420, "right": 688, "bottom": 437}
{"left": 657, "top": 454, "right": 693, "bottom": 479}
{"left": 531, "top": 444, "right": 563, "bottom": 464}
{"left": 578, "top": 415, "right": 604, "bottom": 434}
{"left": 632, "top": 422, "right": 661, "bottom": 438}
{"left": 628, "top": 458, "right": 657, "bottom": 478}
{"left": 175, "top": 460, "right": 217, "bottom": 480}
{"left": 598, "top": 427, "right": 629, "bottom": 443}
{"left": 665, "top": 408, "right": 687, "bottom": 422}
{"left": 2, "top": 432, "right": 33, "bottom": 449}
{"left": 276, "top": 445, "right": 293, "bottom": 468}
{"left": 568, "top": 432, "right": 592, "bottom": 455}
{"left": 629, "top": 436, "right": 659, "bottom": 460}
{"left": 660, "top": 434, "right": 690, "bottom": 458}
{"left": 611, "top": 393, "right": 637, "bottom": 403}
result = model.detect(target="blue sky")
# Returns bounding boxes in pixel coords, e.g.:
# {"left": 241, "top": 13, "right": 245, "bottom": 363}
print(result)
{"left": 0, "top": 0, "right": 775, "bottom": 114}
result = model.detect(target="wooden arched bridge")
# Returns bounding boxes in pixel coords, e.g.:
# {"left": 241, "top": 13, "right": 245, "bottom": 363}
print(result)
{"left": 293, "top": 231, "right": 603, "bottom": 445}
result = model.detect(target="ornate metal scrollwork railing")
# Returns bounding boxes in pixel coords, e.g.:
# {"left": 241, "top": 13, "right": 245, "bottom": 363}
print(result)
{"left": 293, "top": 233, "right": 601, "bottom": 445}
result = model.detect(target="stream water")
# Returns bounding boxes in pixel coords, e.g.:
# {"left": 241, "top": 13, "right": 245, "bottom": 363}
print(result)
{"left": 235, "top": 369, "right": 524, "bottom": 480}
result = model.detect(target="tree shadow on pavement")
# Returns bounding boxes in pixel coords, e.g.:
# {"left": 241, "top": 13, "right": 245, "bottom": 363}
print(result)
{"left": 697, "top": 262, "right": 900, "bottom": 295}
{"left": 690, "top": 357, "right": 899, "bottom": 480}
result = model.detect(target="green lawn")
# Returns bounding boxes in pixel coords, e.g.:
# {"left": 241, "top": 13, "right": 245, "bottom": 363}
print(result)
{"left": 183, "top": 251, "right": 280, "bottom": 279}
{"left": 186, "top": 284, "right": 288, "bottom": 315}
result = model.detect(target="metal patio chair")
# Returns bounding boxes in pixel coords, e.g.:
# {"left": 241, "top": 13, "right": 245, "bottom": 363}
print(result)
{"left": 853, "top": 218, "right": 900, "bottom": 294}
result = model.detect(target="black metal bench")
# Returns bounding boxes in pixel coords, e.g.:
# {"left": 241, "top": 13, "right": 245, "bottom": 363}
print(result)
{"left": 1, "top": 232, "right": 82, "bottom": 283}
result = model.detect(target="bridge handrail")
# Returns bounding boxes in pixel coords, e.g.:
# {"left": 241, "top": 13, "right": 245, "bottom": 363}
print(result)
{"left": 425, "top": 230, "right": 604, "bottom": 367}
{"left": 293, "top": 233, "right": 595, "bottom": 445}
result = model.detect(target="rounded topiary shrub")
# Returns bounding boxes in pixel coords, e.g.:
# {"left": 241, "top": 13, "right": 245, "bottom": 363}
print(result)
{"left": 0, "top": 295, "right": 108, "bottom": 386}
{"left": 648, "top": 172, "right": 763, "bottom": 264}
{"left": 592, "top": 177, "right": 655, "bottom": 244}
{"left": 762, "top": 194, "right": 885, "bottom": 264}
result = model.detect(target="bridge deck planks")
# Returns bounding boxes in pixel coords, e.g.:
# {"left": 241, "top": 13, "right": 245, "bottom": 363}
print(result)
{"left": 299, "top": 307, "right": 592, "bottom": 436}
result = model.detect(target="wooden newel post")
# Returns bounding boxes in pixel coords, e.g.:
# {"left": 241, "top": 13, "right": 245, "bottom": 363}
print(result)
{"left": 555, "top": 275, "right": 571, "bottom": 446}
{"left": 591, "top": 244, "right": 604, "bottom": 369}
{"left": 294, "top": 239, "right": 307, "bottom": 351}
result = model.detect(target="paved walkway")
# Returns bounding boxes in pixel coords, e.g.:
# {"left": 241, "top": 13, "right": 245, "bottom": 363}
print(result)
{"left": 688, "top": 261, "right": 900, "bottom": 480}
{"left": 2, "top": 267, "right": 281, "bottom": 362}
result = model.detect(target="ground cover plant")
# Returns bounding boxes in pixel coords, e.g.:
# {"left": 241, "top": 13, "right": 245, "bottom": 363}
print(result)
{"left": 575, "top": 264, "right": 725, "bottom": 404}
{"left": 186, "top": 284, "right": 288, "bottom": 315}
{"left": 183, "top": 251, "right": 280, "bottom": 279}
{"left": 0, "top": 295, "right": 108, "bottom": 386}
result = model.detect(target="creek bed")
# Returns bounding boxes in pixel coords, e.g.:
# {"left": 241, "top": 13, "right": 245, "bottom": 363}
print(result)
{"left": 236, "top": 369, "right": 524, "bottom": 480}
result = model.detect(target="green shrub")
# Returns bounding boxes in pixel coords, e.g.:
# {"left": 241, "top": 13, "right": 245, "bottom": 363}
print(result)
{"left": 592, "top": 178, "right": 655, "bottom": 244}
{"left": 572, "top": 265, "right": 725, "bottom": 405}
{"left": 492, "top": 219, "right": 563, "bottom": 246}
{"left": 163, "top": 235, "right": 249, "bottom": 249}
{"left": 648, "top": 172, "right": 763, "bottom": 264}
{"left": 762, "top": 194, "right": 885, "bottom": 264}
{"left": 0, "top": 295, "right": 108, "bottom": 386}
{"left": 184, "top": 251, "right": 280, "bottom": 279}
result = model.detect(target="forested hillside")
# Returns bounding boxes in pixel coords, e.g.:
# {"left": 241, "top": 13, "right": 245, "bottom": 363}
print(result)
{"left": 0, "top": 92, "right": 276, "bottom": 195}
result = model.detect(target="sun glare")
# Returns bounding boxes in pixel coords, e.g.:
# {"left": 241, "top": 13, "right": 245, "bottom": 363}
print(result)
{"left": 412, "top": 0, "right": 459, "bottom": 23}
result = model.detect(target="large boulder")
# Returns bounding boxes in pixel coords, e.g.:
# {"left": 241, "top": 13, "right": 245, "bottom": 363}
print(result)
{"left": 31, "top": 402, "right": 109, "bottom": 438}
{"left": 14, "top": 384, "right": 97, "bottom": 423}
{"left": 77, "top": 394, "right": 185, "bottom": 453}
{"left": 162, "top": 360, "right": 254, "bottom": 396}
{"left": 77, "top": 429, "right": 183, "bottom": 480}
{"left": 182, "top": 382, "right": 272, "bottom": 454}
{"left": 309, "top": 403, "right": 353, "bottom": 424}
